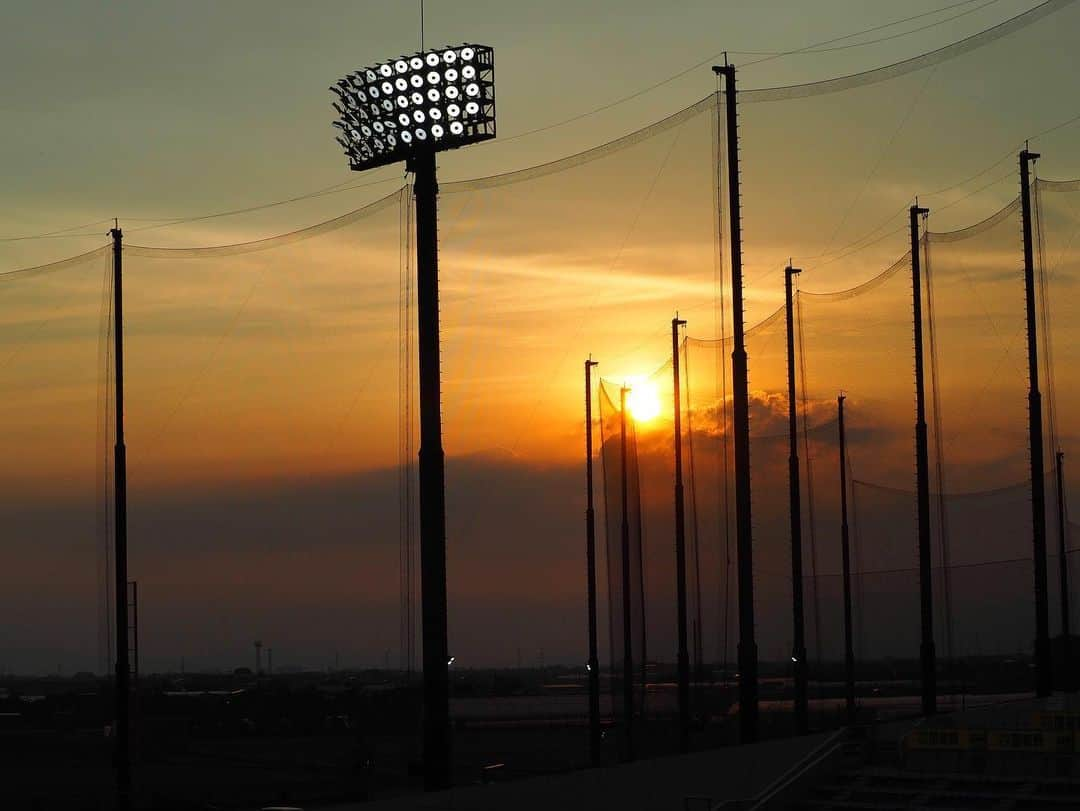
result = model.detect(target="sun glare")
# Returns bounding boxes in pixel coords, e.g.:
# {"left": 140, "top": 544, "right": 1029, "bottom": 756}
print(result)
{"left": 626, "top": 380, "right": 661, "bottom": 423}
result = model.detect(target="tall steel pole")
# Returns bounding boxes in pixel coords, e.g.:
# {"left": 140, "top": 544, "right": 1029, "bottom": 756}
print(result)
{"left": 1057, "top": 450, "right": 1073, "bottom": 692}
{"left": 910, "top": 204, "right": 936, "bottom": 717}
{"left": 784, "top": 265, "right": 809, "bottom": 735}
{"left": 1020, "top": 149, "right": 1052, "bottom": 698}
{"left": 110, "top": 225, "right": 131, "bottom": 811}
{"left": 713, "top": 61, "right": 758, "bottom": 745}
{"left": 620, "top": 385, "right": 635, "bottom": 761}
{"left": 671, "top": 317, "right": 690, "bottom": 753}
{"left": 838, "top": 395, "right": 856, "bottom": 726}
{"left": 584, "top": 359, "right": 602, "bottom": 765}
{"left": 410, "top": 150, "right": 452, "bottom": 789}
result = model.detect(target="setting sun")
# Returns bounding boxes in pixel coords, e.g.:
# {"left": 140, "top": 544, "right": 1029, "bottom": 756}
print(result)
{"left": 626, "top": 380, "right": 661, "bottom": 423}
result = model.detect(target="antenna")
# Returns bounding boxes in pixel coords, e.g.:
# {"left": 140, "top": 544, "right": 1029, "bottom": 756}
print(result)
{"left": 420, "top": 0, "right": 425, "bottom": 51}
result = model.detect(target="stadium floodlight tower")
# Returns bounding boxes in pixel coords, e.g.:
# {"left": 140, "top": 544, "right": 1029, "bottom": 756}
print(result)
{"left": 330, "top": 44, "right": 495, "bottom": 791}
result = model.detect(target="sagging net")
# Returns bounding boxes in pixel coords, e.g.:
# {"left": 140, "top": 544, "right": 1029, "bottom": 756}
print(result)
{"left": 2, "top": 3, "right": 1080, "bottom": 775}
{"left": 0, "top": 93, "right": 725, "bottom": 683}
{"left": 438, "top": 96, "right": 719, "bottom": 460}
{"left": 1036, "top": 178, "right": 1080, "bottom": 640}
{"left": 791, "top": 255, "right": 916, "bottom": 690}
{"left": 623, "top": 178, "right": 1080, "bottom": 720}
{"left": 596, "top": 378, "right": 647, "bottom": 729}
{"left": 435, "top": 94, "right": 723, "bottom": 717}
{"left": 850, "top": 479, "right": 1040, "bottom": 664}
{"left": 762, "top": 191, "right": 1074, "bottom": 700}
{"left": 111, "top": 191, "right": 406, "bottom": 672}
{"left": 596, "top": 341, "right": 716, "bottom": 699}
{"left": 0, "top": 247, "right": 113, "bottom": 673}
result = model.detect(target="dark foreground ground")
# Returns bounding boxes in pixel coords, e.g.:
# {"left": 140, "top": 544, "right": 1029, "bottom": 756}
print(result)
{"left": 0, "top": 657, "right": 1048, "bottom": 810}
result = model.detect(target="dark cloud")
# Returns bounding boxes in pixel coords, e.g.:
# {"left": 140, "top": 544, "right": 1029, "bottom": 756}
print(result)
{"left": 1, "top": 452, "right": 588, "bottom": 674}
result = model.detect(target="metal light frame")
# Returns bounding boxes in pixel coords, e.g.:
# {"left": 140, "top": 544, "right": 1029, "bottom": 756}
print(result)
{"left": 331, "top": 44, "right": 495, "bottom": 171}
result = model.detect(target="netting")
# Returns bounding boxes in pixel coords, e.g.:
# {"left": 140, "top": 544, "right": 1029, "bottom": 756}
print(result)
{"left": 850, "top": 478, "right": 1039, "bottom": 660}
{"left": 676, "top": 253, "right": 923, "bottom": 693}
{"left": 793, "top": 255, "right": 916, "bottom": 676}
{"left": 738, "top": 0, "right": 1076, "bottom": 104}
{"left": 113, "top": 190, "right": 407, "bottom": 672}
{"left": 1, "top": 95, "right": 727, "bottom": 687}
{"left": 1036, "top": 179, "right": 1080, "bottom": 639}
{"left": 662, "top": 182, "right": 1077, "bottom": 708}
{"left": 596, "top": 343, "right": 715, "bottom": 719}
{"left": 681, "top": 308, "right": 792, "bottom": 675}
{"left": 597, "top": 378, "right": 647, "bottom": 731}
{"left": 437, "top": 95, "right": 719, "bottom": 461}
{"left": 2, "top": 0, "right": 1080, "bottom": 765}
{"left": 921, "top": 200, "right": 1028, "bottom": 669}
{"left": 434, "top": 97, "right": 724, "bottom": 712}
{"left": 0, "top": 247, "right": 112, "bottom": 673}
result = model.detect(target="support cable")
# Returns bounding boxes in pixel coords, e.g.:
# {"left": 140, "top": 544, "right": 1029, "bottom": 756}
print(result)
{"left": 485, "top": 0, "right": 1028, "bottom": 144}
{"left": 923, "top": 228, "right": 955, "bottom": 670}
{"left": 795, "top": 285, "right": 825, "bottom": 704}
{"left": 1033, "top": 172, "right": 1059, "bottom": 469}
{"left": 682, "top": 337, "right": 706, "bottom": 692}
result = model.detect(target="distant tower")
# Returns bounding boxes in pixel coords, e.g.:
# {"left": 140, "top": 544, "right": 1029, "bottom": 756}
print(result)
{"left": 254, "top": 640, "right": 263, "bottom": 676}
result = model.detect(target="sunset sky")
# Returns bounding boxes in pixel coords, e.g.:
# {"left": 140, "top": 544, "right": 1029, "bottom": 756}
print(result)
{"left": 2, "top": 0, "right": 1079, "bottom": 674}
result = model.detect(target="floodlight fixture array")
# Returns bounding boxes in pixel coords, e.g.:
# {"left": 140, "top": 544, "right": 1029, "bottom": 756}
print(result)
{"left": 331, "top": 44, "right": 495, "bottom": 171}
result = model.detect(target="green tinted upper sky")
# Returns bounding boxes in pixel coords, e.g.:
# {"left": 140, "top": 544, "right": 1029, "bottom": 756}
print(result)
{"left": 3, "top": 0, "right": 1076, "bottom": 268}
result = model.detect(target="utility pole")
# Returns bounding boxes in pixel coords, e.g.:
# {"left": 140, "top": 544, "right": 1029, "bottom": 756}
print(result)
{"left": 713, "top": 60, "right": 758, "bottom": 745}
{"left": 1057, "top": 451, "right": 1073, "bottom": 692}
{"left": 620, "top": 385, "right": 635, "bottom": 762}
{"left": 910, "top": 203, "right": 936, "bottom": 717}
{"left": 584, "top": 358, "right": 602, "bottom": 766}
{"left": 672, "top": 316, "right": 690, "bottom": 754}
{"left": 785, "top": 265, "right": 809, "bottom": 735}
{"left": 110, "top": 224, "right": 131, "bottom": 811}
{"left": 1020, "top": 148, "right": 1052, "bottom": 698}
{"left": 410, "top": 150, "right": 452, "bottom": 788}
{"left": 838, "top": 395, "right": 856, "bottom": 726}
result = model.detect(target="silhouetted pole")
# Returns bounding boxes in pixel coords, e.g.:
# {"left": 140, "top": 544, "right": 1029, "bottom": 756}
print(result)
{"left": 784, "top": 265, "right": 809, "bottom": 735}
{"left": 1020, "top": 149, "right": 1052, "bottom": 698}
{"left": 1058, "top": 450, "right": 1073, "bottom": 692}
{"left": 110, "top": 225, "right": 131, "bottom": 811}
{"left": 838, "top": 395, "right": 856, "bottom": 726}
{"left": 620, "top": 385, "right": 635, "bottom": 762}
{"left": 410, "top": 150, "right": 451, "bottom": 789}
{"left": 584, "top": 358, "right": 602, "bottom": 766}
{"left": 910, "top": 203, "right": 936, "bottom": 717}
{"left": 713, "top": 60, "right": 758, "bottom": 745}
{"left": 671, "top": 317, "right": 690, "bottom": 753}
